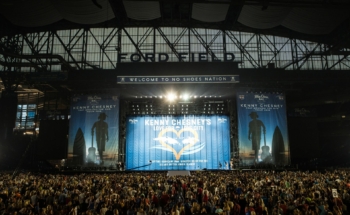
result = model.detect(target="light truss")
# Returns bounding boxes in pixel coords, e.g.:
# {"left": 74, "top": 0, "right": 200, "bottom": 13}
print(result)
{"left": 125, "top": 99, "right": 229, "bottom": 115}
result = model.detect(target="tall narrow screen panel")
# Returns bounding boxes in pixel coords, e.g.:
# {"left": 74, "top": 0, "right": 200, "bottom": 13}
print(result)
{"left": 68, "top": 94, "right": 119, "bottom": 167}
{"left": 237, "top": 92, "right": 290, "bottom": 166}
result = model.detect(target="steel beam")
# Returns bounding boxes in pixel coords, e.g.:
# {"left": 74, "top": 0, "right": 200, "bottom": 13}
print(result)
{"left": 191, "top": 28, "right": 218, "bottom": 61}
{"left": 225, "top": 31, "right": 260, "bottom": 68}
{"left": 53, "top": 31, "right": 82, "bottom": 70}
{"left": 156, "top": 27, "right": 183, "bottom": 61}
{"left": 122, "top": 28, "right": 147, "bottom": 62}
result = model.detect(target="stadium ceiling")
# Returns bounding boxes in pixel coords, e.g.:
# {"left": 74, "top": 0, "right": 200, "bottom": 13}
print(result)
{"left": 1, "top": 0, "right": 350, "bottom": 123}
{"left": 0, "top": 0, "right": 350, "bottom": 48}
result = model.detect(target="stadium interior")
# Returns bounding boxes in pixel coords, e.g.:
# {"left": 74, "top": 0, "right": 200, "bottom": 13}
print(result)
{"left": 0, "top": 0, "right": 350, "bottom": 172}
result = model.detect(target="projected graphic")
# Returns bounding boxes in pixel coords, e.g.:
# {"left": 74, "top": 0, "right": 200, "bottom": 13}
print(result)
{"left": 237, "top": 92, "right": 290, "bottom": 166}
{"left": 126, "top": 115, "right": 230, "bottom": 170}
{"left": 67, "top": 94, "right": 119, "bottom": 167}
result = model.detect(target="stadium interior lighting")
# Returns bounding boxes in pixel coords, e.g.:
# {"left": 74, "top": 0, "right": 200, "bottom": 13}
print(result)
{"left": 167, "top": 93, "right": 176, "bottom": 101}
{"left": 183, "top": 94, "right": 189, "bottom": 100}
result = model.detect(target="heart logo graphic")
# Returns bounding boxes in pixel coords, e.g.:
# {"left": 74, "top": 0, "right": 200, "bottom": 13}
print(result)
{"left": 157, "top": 128, "right": 199, "bottom": 160}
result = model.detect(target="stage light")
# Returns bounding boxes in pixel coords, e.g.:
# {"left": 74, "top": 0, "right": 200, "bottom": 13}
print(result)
{"left": 167, "top": 93, "right": 176, "bottom": 101}
{"left": 159, "top": 96, "right": 163, "bottom": 99}
{"left": 183, "top": 94, "right": 189, "bottom": 100}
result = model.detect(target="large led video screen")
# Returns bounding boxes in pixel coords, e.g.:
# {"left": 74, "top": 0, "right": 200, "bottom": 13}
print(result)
{"left": 67, "top": 94, "right": 119, "bottom": 167}
{"left": 237, "top": 92, "right": 290, "bottom": 166}
{"left": 126, "top": 115, "right": 230, "bottom": 170}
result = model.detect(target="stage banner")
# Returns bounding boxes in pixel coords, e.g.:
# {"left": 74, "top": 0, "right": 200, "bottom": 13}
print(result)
{"left": 117, "top": 75, "right": 239, "bottom": 84}
{"left": 67, "top": 94, "right": 119, "bottom": 167}
{"left": 126, "top": 115, "right": 230, "bottom": 170}
{"left": 236, "top": 92, "right": 290, "bottom": 166}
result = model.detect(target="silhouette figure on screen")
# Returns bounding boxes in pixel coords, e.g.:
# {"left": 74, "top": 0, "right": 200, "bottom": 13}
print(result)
{"left": 91, "top": 113, "right": 109, "bottom": 165}
{"left": 248, "top": 112, "right": 266, "bottom": 164}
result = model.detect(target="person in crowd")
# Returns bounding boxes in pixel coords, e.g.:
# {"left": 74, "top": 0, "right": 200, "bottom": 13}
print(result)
{"left": 0, "top": 170, "right": 350, "bottom": 215}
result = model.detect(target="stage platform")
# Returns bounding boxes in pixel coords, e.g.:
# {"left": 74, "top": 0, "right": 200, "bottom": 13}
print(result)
{"left": 20, "top": 167, "right": 297, "bottom": 175}
{"left": 167, "top": 171, "right": 191, "bottom": 176}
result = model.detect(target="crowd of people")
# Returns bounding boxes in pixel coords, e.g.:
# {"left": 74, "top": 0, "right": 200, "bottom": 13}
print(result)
{"left": 0, "top": 170, "right": 349, "bottom": 215}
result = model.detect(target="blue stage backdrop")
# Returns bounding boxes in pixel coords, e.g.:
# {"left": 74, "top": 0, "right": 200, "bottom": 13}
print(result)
{"left": 126, "top": 115, "right": 230, "bottom": 170}
{"left": 68, "top": 94, "right": 119, "bottom": 167}
{"left": 237, "top": 92, "right": 290, "bottom": 166}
